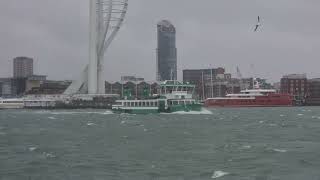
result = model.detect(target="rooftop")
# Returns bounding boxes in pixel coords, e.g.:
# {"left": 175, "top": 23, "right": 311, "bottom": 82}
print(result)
{"left": 157, "top": 20, "right": 174, "bottom": 28}
{"left": 282, "top": 74, "right": 307, "bottom": 79}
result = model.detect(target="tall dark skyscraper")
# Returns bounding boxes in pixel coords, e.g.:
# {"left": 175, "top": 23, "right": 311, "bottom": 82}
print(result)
{"left": 157, "top": 20, "right": 177, "bottom": 81}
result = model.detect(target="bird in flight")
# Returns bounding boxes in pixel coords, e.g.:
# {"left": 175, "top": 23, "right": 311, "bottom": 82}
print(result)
{"left": 254, "top": 16, "right": 261, "bottom": 32}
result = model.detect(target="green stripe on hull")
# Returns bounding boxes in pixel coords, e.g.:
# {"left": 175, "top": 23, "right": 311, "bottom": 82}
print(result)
{"left": 113, "top": 109, "right": 159, "bottom": 114}
{"left": 167, "top": 104, "right": 202, "bottom": 113}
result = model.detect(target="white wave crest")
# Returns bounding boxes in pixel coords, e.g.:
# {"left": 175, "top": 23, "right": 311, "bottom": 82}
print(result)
{"left": 211, "top": 171, "right": 230, "bottom": 179}
{"left": 169, "top": 108, "right": 213, "bottom": 115}
{"left": 28, "top": 147, "right": 37, "bottom": 152}
{"left": 43, "top": 152, "right": 56, "bottom": 158}
{"left": 241, "top": 145, "right": 252, "bottom": 149}
{"left": 272, "top": 148, "right": 287, "bottom": 153}
{"left": 87, "top": 122, "right": 96, "bottom": 126}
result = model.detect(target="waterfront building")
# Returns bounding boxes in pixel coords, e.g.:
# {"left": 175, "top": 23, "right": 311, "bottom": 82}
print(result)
{"left": 280, "top": 74, "right": 308, "bottom": 104}
{"left": 305, "top": 78, "right": 320, "bottom": 105}
{"left": 0, "top": 78, "right": 14, "bottom": 97}
{"left": 273, "top": 82, "right": 281, "bottom": 92}
{"left": 156, "top": 20, "right": 177, "bottom": 81}
{"left": 241, "top": 78, "right": 273, "bottom": 90}
{"left": 105, "top": 82, "right": 122, "bottom": 96}
{"left": 13, "top": 57, "right": 33, "bottom": 78}
{"left": 105, "top": 81, "right": 159, "bottom": 99}
{"left": 121, "top": 76, "right": 144, "bottom": 82}
{"left": 182, "top": 68, "right": 235, "bottom": 99}
{"left": 27, "top": 80, "right": 71, "bottom": 95}
{"left": 25, "top": 75, "right": 47, "bottom": 92}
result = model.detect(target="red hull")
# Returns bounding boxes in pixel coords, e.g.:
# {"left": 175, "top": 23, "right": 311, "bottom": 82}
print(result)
{"left": 205, "top": 93, "right": 293, "bottom": 107}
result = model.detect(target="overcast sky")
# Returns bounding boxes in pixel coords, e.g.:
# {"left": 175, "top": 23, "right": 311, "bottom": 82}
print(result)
{"left": 1, "top": 0, "right": 320, "bottom": 83}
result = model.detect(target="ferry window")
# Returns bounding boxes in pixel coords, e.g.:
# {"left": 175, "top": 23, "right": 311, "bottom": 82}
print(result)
{"left": 155, "top": 102, "right": 158, "bottom": 106}
{"left": 142, "top": 102, "right": 146, "bottom": 106}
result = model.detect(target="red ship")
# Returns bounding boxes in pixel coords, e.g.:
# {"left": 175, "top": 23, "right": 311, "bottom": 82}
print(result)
{"left": 204, "top": 89, "right": 293, "bottom": 108}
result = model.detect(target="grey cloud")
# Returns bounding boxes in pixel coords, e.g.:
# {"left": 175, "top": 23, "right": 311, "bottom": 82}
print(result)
{"left": 1, "top": 0, "right": 320, "bottom": 83}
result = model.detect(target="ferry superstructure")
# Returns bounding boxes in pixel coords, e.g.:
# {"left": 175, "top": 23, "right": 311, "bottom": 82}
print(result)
{"left": 112, "top": 81, "right": 202, "bottom": 114}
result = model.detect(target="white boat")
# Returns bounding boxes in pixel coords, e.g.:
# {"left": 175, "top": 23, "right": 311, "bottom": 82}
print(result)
{"left": 0, "top": 98, "right": 24, "bottom": 109}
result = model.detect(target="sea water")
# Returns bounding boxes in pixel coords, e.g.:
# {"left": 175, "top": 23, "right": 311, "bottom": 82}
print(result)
{"left": 1, "top": 107, "right": 320, "bottom": 180}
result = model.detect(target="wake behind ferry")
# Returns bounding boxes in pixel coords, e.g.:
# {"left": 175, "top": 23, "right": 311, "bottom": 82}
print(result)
{"left": 205, "top": 80, "right": 293, "bottom": 107}
{"left": 112, "top": 80, "right": 202, "bottom": 114}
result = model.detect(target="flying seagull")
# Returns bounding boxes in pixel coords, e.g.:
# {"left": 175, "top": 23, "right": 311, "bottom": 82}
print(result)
{"left": 254, "top": 16, "right": 261, "bottom": 32}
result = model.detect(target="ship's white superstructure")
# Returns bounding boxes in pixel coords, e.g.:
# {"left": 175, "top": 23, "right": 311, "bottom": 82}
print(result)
{"left": 0, "top": 98, "right": 24, "bottom": 109}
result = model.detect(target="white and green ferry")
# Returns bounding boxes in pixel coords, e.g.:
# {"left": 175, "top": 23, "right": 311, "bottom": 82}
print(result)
{"left": 112, "top": 81, "right": 202, "bottom": 114}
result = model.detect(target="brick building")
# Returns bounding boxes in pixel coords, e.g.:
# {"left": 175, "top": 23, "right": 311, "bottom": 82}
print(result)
{"left": 305, "top": 78, "right": 320, "bottom": 105}
{"left": 183, "top": 68, "right": 239, "bottom": 100}
{"left": 280, "top": 74, "right": 308, "bottom": 104}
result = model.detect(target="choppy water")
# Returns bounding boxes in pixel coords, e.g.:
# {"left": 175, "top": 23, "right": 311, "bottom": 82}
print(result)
{"left": 1, "top": 107, "right": 320, "bottom": 180}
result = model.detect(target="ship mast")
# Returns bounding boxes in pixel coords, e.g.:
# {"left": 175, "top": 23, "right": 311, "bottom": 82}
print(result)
{"left": 210, "top": 68, "right": 214, "bottom": 98}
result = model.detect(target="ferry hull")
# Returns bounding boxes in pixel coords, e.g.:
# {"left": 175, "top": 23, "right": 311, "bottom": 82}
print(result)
{"left": 166, "top": 104, "right": 202, "bottom": 113}
{"left": 112, "top": 105, "right": 159, "bottom": 114}
{"left": 205, "top": 94, "right": 293, "bottom": 108}
{"left": 0, "top": 105, "right": 24, "bottom": 109}
{"left": 113, "top": 104, "right": 202, "bottom": 114}
{"left": 113, "top": 108, "right": 160, "bottom": 114}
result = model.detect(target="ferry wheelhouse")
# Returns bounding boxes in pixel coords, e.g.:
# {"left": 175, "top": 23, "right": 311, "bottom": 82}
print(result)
{"left": 112, "top": 81, "right": 202, "bottom": 114}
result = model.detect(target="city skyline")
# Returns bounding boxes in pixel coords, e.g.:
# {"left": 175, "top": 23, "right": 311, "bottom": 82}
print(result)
{"left": 1, "top": 0, "right": 320, "bottom": 83}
